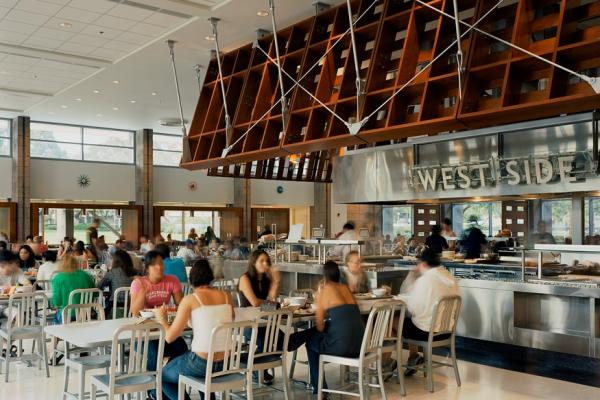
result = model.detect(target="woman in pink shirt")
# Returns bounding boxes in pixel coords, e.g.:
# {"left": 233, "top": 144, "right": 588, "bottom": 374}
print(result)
{"left": 131, "top": 250, "right": 187, "bottom": 375}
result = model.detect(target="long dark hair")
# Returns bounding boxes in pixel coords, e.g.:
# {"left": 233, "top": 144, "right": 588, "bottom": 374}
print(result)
{"left": 111, "top": 250, "right": 137, "bottom": 277}
{"left": 18, "top": 244, "right": 35, "bottom": 269}
{"left": 246, "top": 249, "right": 271, "bottom": 280}
{"left": 75, "top": 240, "right": 85, "bottom": 255}
{"left": 323, "top": 260, "right": 341, "bottom": 283}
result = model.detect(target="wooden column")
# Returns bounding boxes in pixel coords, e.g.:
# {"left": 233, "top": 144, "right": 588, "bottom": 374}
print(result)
{"left": 310, "top": 182, "right": 331, "bottom": 237}
{"left": 135, "top": 129, "right": 153, "bottom": 237}
{"left": 233, "top": 178, "right": 251, "bottom": 239}
{"left": 11, "top": 116, "right": 30, "bottom": 242}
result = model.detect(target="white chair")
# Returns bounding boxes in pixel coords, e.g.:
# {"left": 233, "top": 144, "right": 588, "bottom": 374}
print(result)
{"left": 402, "top": 294, "right": 462, "bottom": 393}
{"left": 250, "top": 309, "right": 293, "bottom": 399}
{"left": 62, "top": 303, "right": 111, "bottom": 400}
{"left": 178, "top": 320, "right": 258, "bottom": 400}
{"left": 0, "top": 292, "right": 50, "bottom": 382}
{"left": 318, "top": 302, "right": 394, "bottom": 400}
{"left": 112, "top": 287, "right": 132, "bottom": 319}
{"left": 380, "top": 299, "right": 407, "bottom": 396}
{"left": 211, "top": 279, "right": 236, "bottom": 291}
{"left": 69, "top": 288, "right": 104, "bottom": 307}
{"left": 90, "top": 322, "right": 166, "bottom": 400}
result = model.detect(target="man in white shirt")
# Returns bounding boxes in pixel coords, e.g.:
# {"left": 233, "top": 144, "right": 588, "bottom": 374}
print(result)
{"left": 36, "top": 250, "right": 59, "bottom": 290}
{"left": 139, "top": 235, "right": 153, "bottom": 254}
{"left": 176, "top": 239, "right": 197, "bottom": 266}
{"left": 403, "top": 248, "right": 459, "bottom": 375}
{"left": 333, "top": 222, "right": 360, "bottom": 261}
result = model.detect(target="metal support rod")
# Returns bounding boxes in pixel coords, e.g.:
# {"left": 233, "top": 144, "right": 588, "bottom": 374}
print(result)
{"left": 193, "top": 64, "right": 203, "bottom": 96}
{"left": 346, "top": 0, "right": 362, "bottom": 123}
{"left": 223, "top": 0, "right": 380, "bottom": 156}
{"left": 268, "top": 0, "right": 289, "bottom": 132}
{"left": 452, "top": 0, "right": 464, "bottom": 100}
{"left": 362, "top": 0, "right": 505, "bottom": 126}
{"left": 415, "top": 0, "right": 600, "bottom": 94}
{"left": 594, "top": 110, "right": 599, "bottom": 173}
{"left": 209, "top": 17, "right": 233, "bottom": 147}
{"left": 166, "top": 40, "right": 187, "bottom": 137}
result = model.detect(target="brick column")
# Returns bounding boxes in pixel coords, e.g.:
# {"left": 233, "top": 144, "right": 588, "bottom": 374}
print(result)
{"left": 233, "top": 178, "right": 251, "bottom": 239}
{"left": 135, "top": 129, "right": 153, "bottom": 236}
{"left": 310, "top": 182, "right": 331, "bottom": 237}
{"left": 11, "top": 116, "right": 30, "bottom": 242}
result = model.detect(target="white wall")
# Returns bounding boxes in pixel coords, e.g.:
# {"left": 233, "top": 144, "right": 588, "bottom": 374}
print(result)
{"left": 30, "top": 159, "right": 135, "bottom": 202}
{"left": 251, "top": 180, "right": 314, "bottom": 206}
{"left": 153, "top": 167, "right": 233, "bottom": 204}
{"left": 0, "top": 158, "right": 11, "bottom": 199}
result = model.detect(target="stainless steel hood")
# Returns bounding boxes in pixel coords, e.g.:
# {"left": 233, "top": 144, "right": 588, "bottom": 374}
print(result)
{"left": 332, "top": 112, "right": 600, "bottom": 203}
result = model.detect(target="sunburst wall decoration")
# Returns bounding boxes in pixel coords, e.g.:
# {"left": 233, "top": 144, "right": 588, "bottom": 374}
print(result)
{"left": 77, "top": 175, "right": 91, "bottom": 188}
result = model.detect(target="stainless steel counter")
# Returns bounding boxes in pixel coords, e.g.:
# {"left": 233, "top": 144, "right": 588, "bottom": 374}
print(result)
{"left": 222, "top": 259, "right": 600, "bottom": 358}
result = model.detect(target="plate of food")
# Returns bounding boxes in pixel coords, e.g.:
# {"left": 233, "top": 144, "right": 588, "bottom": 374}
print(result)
{"left": 294, "top": 308, "right": 315, "bottom": 316}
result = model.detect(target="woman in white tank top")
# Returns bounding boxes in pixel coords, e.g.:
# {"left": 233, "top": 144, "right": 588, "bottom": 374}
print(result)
{"left": 151, "top": 260, "right": 234, "bottom": 400}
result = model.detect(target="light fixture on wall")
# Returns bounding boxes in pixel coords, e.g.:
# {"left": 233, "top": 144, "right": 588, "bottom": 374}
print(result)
{"left": 190, "top": 210, "right": 195, "bottom": 217}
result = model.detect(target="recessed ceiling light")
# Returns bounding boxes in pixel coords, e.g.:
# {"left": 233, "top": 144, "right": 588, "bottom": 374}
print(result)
{"left": 59, "top": 21, "right": 72, "bottom": 28}
{"left": 61, "top": 105, "right": 68, "bottom": 109}
{"left": 257, "top": 11, "right": 269, "bottom": 17}
{"left": 129, "top": 99, "right": 136, "bottom": 103}
{"left": 205, "top": 35, "right": 215, "bottom": 41}
{"left": 74, "top": 98, "right": 82, "bottom": 102}
{"left": 112, "top": 80, "right": 120, "bottom": 84}
{"left": 112, "top": 107, "right": 119, "bottom": 111}
{"left": 151, "top": 92, "right": 157, "bottom": 96}
{"left": 93, "top": 89, "right": 100, "bottom": 94}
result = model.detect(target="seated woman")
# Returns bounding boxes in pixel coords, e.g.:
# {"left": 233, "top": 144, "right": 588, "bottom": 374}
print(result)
{"left": 18, "top": 244, "right": 36, "bottom": 271}
{"left": 238, "top": 249, "right": 280, "bottom": 307}
{"left": 151, "top": 259, "right": 234, "bottom": 400}
{"left": 237, "top": 249, "right": 280, "bottom": 383}
{"left": 51, "top": 252, "right": 95, "bottom": 322}
{"left": 299, "top": 261, "right": 365, "bottom": 394}
{"left": 130, "top": 250, "right": 187, "bottom": 372}
{"left": 97, "top": 249, "right": 137, "bottom": 317}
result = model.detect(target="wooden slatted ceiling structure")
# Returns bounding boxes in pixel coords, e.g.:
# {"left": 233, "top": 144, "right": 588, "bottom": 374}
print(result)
{"left": 182, "top": 0, "right": 600, "bottom": 174}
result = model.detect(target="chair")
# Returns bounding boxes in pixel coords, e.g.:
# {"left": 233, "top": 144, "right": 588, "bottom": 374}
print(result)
{"left": 318, "top": 302, "right": 394, "bottom": 400}
{"left": 402, "top": 294, "right": 462, "bottom": 393}
{"left": 380, "top": 299, "right": 407, "bottom": 396}
{"left": 250, "top": 309, "right": 293, "bottom": 399}
{"left": 112, "top": 287, "right": 132, "bottom": 319}
{"left": 90, "top": 322, "right": 166, "bottom": 400}
{"left": 178, "top": 320, "right": 258, "bottom": 400}
{"left": 211, "top": 278, "right": 236, "bottom": 291}
{"left": 0, "top": 292, "right": 50, "bottom": 382}
{"left": 180, "top": 282, "right": 193, "bottom": 296}
{"left": 68, "top": 288, "right": 104, "bottom": 307}
{"left": 62, "top": 303, "right": 110, "bottom": 400}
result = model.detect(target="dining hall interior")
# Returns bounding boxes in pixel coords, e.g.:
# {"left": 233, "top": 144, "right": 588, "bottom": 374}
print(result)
{"left": 1, "top": 0, "right": 600, "bottom": 399}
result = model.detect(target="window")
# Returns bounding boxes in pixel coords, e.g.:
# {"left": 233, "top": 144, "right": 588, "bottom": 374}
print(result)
{"left": 382, "top": 206, "right": 413, "bottom": 240}
{"left": 160, "top": 210, "right": 219, "bottom": 241}
{"left": 541, "top": 199, "right": 571, "bottom": 243}
{"left": 30, "top": 122, "right": 134, "bottom": 164}
{"left": 153, "top": 133, "right": 182, "bottom": 166}
{"left": 451, "top": 202, "right": 501, "bottom": 237}
{"left": 585, "top": 197, "right": 600, "bottom": 243}
{"left": 39, "top": 208, "right": 122, "bottom": 244}
{"left": 0, "top": 119, "right": 10, "bottom": 156}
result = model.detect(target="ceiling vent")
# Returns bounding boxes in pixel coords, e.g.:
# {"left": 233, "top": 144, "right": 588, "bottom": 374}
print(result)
{"left": 159, "top": 118, "right": 188, "bottom": 126}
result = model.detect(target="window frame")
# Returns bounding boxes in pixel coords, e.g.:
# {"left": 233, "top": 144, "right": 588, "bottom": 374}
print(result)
{"left": 0, "top": 118, "right": 11, "bottom": 158}
{"left": 381, "top": 205, "right": 414, "bottom": 239}
{"left": 153, "top": 132, "right": 183, "bottom": 167}
{"left": 30, "top": 121, "right": 135, "bottom": 165}
{"left": 451, "top": 201, "right": 502, "bottom": 238}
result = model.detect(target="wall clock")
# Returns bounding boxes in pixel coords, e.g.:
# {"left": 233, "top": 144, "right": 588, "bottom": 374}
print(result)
{"left": 77, "top": 175, "right": 91, "bottom": 188}
{"left": 277, "top": 185, "right": 284, "bottom": 194}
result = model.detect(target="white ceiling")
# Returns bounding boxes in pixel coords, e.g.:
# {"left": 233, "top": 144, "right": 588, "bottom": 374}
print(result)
{"left": 0, "top": 0, "right": 344, "bottom": 133}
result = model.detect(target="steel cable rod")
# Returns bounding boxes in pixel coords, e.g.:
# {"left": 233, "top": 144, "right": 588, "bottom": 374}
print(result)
{"left": 268, "top": 0, "right": 289, "bottom": 132}
{"left": 166, "top": 40, "right": 187, "bottom": 137}
{"left": 222, "top": 0, "right": 380, "bottom": 157}
{"left": 452, "top": 0, "right": 464, "bottom": 100}
{"left": 415, "top": 0, "right": 600, "bottom": 93}
{"left": 362, "top": 0, "right": 505, "bottom": 127}
{"left": 346, "top": 0, "right": 363, "bottom": 122}
{"left": 210, "top": 17, "right": 233, "bottom": 148}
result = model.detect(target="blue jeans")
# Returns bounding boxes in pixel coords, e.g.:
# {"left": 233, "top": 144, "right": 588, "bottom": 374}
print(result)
{"left": 147, "top": 337, "right": 188, "bottom": 372}
{"left": 158, "top": 351, "right": 223, "bottom": 400}
{"left": 287, "top": 327, "right": 326, "bottom": 394}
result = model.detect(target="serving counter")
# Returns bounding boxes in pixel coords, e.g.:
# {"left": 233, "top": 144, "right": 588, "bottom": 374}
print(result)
{"left": 222, "top": 258, "right": 600, "bottom": 358}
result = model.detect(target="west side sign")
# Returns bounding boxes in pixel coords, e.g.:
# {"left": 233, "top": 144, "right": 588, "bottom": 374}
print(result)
{"left": 409, "top": 152, "right": 593, "bottom": 191}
